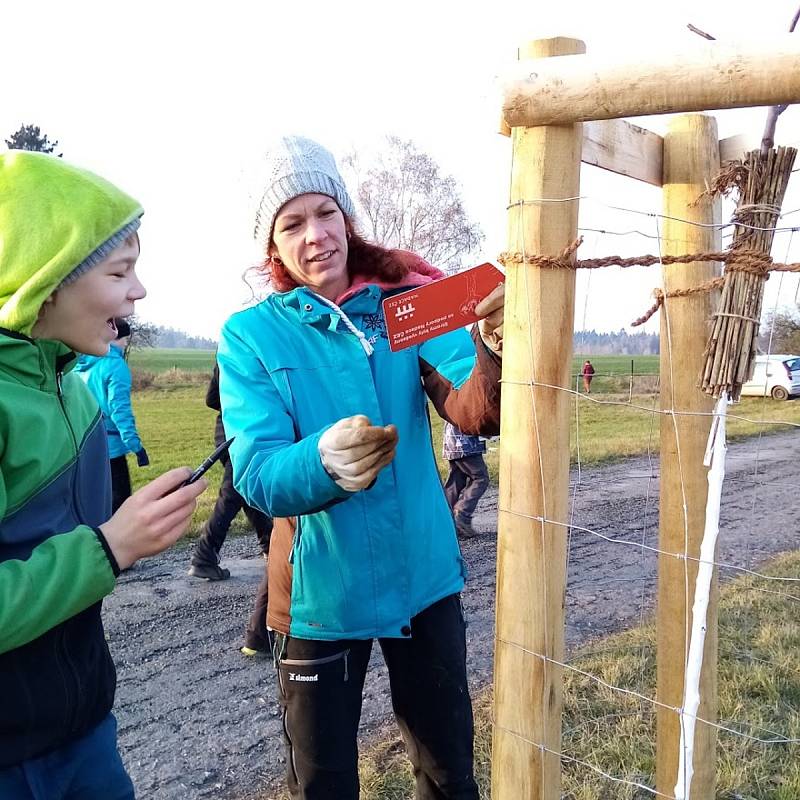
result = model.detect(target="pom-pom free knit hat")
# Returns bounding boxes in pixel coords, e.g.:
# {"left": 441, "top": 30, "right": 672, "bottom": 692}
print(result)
{"left": 253, "top": 136, "right": 355, "bottom": 252}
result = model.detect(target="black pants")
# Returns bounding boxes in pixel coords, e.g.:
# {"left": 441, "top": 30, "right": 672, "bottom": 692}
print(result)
{"left": 243, "top": 561, "right": 271, "bottom": 651}
{"left": 443, "top": 455, "right": 489, "bottom": 524}
{"left": 273, "top": 594, "right": 478, "bottom": 800}
{"left": 191, "top": 453, "right": 273, "bottom": 566}
{"left": 109, "top": 456, "right": 132, "bottom": 514}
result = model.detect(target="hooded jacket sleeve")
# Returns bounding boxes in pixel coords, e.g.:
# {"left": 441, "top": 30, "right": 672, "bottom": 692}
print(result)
{"left": 218, "top": 321, "right": 351, "bottom": 518}
{"left": 106, "top": 356, "right": 143, "bottom": 455}
{"left": 419, "top": 325, "right": 501, "bottom": 435}
{"left": 0, "top": 467, "right": 117, "bottom": 654}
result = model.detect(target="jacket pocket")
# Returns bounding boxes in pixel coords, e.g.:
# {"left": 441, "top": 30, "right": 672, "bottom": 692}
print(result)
{"left": 289, "top": 516, "right": 352, "bottom": 636}
{"left": 278, "top": 648, "right": 351, "bottom": 693}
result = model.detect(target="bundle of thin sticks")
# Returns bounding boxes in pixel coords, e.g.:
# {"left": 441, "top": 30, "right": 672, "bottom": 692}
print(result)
{"left": 699, "top": 146, "right": 797, "bottom": 400}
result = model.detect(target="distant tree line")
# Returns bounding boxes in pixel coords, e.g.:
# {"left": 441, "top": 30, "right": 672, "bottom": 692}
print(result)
{"left": 129, "top": 317, "right": 216, "bottom": 350}
{"left": 127, "top": 323, "right": 660, "bottom": 354}
{"left": 573, "top": 329, "right": 659, "bottom": 355}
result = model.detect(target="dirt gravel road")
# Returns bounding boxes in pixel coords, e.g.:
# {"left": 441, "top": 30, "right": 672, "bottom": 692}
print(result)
{"left": 105, "top": 429, "right": 800, "bottom": 799}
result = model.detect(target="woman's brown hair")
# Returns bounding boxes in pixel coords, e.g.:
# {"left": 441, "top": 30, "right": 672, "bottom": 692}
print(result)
{"left": 259, "top": 215, "right": 410, "bottom": 293}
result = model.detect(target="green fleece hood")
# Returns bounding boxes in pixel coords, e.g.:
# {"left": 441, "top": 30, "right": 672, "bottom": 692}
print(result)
{"left": 0, "top": 150, "right": 143, "bottom": 335}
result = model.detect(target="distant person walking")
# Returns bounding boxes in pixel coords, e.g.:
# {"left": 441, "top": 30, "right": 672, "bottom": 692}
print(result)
{"left": 582, "top": 359, "right": 595, "bottom": 393}
{"left": 188, "top": 361, "right": 274, "bottom": 655}
{"left": 76, "top": 318, "right": 149, "bottom": 512}
{"left": 442, "top": 422, "right": 490, "bottom": 539}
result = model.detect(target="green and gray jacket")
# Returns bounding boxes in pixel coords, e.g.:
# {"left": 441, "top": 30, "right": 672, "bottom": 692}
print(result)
{"left": 0, "top": 331, "right": 121, "bottom": 765}
{"left": 0, "top": 150, "right": 142, "bottom": 766}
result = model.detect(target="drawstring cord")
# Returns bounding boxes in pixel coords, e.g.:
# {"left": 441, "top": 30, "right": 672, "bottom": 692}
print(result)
{"left": 311, "top": 293, "right": 374, "bottom": 356}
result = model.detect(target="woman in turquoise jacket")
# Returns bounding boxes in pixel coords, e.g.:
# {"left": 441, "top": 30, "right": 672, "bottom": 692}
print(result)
{"left": 218, "top": 136, "right": 504, "bottom": 800}
{"left": 76, "top": 318, "right": 149, "bottom": 512}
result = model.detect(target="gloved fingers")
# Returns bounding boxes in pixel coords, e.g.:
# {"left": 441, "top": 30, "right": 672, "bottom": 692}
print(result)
{"left": 342, "top": 441, "right": 398, "bottom": 476}
{"left": 474, "top": 283, "right": 505, "bottom": 319}
{"left": 479, "top": 308, "right": 504, "bottom": 335}
{"left": 479, "top": 320, "right": 503, "bottom": 355}
{"left": 341, "top": 452, "right": 396, "bottom": 491}
{"left": 325, "top": 425, "right": 394, "bottom": 452}
{"left": 324, "top": 440, "right": 390, "bottom": 470}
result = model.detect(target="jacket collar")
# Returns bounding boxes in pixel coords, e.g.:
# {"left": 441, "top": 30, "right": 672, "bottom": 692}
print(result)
{"left": 0, "top": 327, "right": 76, "bottom": 391}
{"left": 279, "top": 286, "right": 384, "bottom": 325}
{"left": 273, "top": 251, "right": 446, "bottom": 326}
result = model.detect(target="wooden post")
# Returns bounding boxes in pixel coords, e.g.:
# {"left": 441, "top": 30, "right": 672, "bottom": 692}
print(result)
{"left": 657, "top": 114, "right": 721, "bottom": 798}
{"left": 492, "top": 36, "right": 584, "bottom": 800}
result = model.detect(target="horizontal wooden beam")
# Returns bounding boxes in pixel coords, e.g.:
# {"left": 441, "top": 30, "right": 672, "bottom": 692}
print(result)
{"left": 499, "top": 121, "right": 798, "bottom": 187}
{"left": 501, "top": 37, "right": 800, "bottom": 127}
{"left": 719, "top": 133, "right": 800, "bottom": 163}
{"left": 581, "top": 120, "right": 663, "bottom": 186}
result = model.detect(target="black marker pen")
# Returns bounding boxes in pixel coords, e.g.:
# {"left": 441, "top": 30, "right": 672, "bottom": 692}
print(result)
{"left": 175, "top": 437, "right": 234, "bottom": 490}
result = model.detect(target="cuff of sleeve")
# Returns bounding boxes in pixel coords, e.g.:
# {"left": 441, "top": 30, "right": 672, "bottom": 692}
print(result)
{"left": 92, "top": 527, "right": 121, "bottom": 577}
{"left": 308, "top": 428, "right": 355, "bottom": 500}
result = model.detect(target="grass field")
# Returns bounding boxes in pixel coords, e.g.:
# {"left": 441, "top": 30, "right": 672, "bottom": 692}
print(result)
{"left": 127, "top": 349, "right": 658, "bottom": 378}
{"left": 129, "top": 377, "right": 800, "bottom": 537}
{"left": 347, "top": 550, "right": 800, "bottom": 800}
{"left": 128, "top": 348, "right": 216, "bottom": 373}
{"left": 573, "top": 353, "right": 659, "bottom": 376}
{"left": 127, "top": 351, "right": 800, "bottom": 536}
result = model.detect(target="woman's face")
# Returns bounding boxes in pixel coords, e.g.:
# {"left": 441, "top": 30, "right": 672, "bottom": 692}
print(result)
{"left": 270, "top": 193, "right": 349, "bottom": 301}
{"left": 32, "top": 237, "right": 146, "bottom": 355}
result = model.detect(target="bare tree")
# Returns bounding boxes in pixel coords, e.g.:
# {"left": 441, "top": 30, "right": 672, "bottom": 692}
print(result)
{"left": 126, "top": 315, "right": 159, "bottom": 355}
{"left": 342, "top": 137, "right": 484, "bottom": 274}
{"left": 759, "top": 308, "right": 800, "bottom": 354}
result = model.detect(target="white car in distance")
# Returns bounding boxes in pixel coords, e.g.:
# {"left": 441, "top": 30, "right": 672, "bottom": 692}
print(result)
{"left": 740, "top": 354, "right": 800, "bottom": 401}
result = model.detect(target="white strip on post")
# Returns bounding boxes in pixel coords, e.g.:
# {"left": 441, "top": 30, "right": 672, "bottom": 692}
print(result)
{"left": 674, "top": 393, "right": 728, "bottom": 800}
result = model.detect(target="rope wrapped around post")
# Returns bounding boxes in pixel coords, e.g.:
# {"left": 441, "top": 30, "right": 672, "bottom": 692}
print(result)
{"left": 497, "top": 239, "right": 800, "bottom": 327}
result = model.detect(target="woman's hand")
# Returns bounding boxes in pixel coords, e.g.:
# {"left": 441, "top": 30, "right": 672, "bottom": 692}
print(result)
{"left": 475, "top": 283, "right": 505, "bottom": 356}
{"left": 99, "top": 468, "right": 208, "bottom": 571}
{"left": 318, "top": 415, "right": 399, "bottom": 492}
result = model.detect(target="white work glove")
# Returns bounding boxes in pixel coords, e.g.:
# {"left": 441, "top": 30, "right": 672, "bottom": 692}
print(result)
{"left": 318, "top": 415, "right": 399, "bottom": 492}
{"left": 475, "top": 283, "right": 505, "bottom": 356}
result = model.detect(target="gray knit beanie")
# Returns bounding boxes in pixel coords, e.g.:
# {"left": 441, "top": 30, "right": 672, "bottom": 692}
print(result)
{"left": 253, "top": 136, "right": 355, "bottom": 252}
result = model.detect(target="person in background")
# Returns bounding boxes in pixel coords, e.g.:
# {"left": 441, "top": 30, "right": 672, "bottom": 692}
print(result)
{"left": 442, "top": 421, "right": 489, "bottom": 539}
{"left": 582, "top": 359, "right": 595, "bottom": 393}
{"left": 188, "top": 360, "right": 274, "bottom": 657}
{"left": 0, "top": 150, "right": 206, "bottom": 800}
{"left": 76, "top": 318, "right": 149, "bottom": 512}
{"left": 218, "top": 135, "right": 505, "bottom": 799}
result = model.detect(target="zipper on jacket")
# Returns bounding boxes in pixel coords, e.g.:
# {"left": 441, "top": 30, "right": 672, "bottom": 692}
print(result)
{"left": 55, "top": 371, "right": 79, "bottom": 454}
{"left": 55, "top": 368, "right": 85, "bottom": 730}
{"left": 56, "top": 369, "right": 82, "bottom": 509}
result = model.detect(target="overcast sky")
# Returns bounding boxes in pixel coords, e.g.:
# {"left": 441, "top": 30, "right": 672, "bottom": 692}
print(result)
{"left": 2, "top": 0, "right": 799, "bottom": 338}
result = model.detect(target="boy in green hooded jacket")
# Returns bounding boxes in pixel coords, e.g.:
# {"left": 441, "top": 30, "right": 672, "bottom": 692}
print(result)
{"left": 0, "top": 150, "right": 207, "bottom": 799}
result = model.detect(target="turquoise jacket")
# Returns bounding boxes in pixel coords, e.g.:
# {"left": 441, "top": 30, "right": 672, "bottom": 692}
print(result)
{"left": 75, "top": 345, "right": 143, "bottom": 458}
{"left": 218, "top": 276, "right": 501, "bottom": 641}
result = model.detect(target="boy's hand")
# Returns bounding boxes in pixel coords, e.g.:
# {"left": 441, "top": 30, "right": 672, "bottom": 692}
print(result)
{"left": 100, "top": 468, "right": 207, "bottom": 571}
{"left": 318, "top": 415, "right": 399, "bottom": 492}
